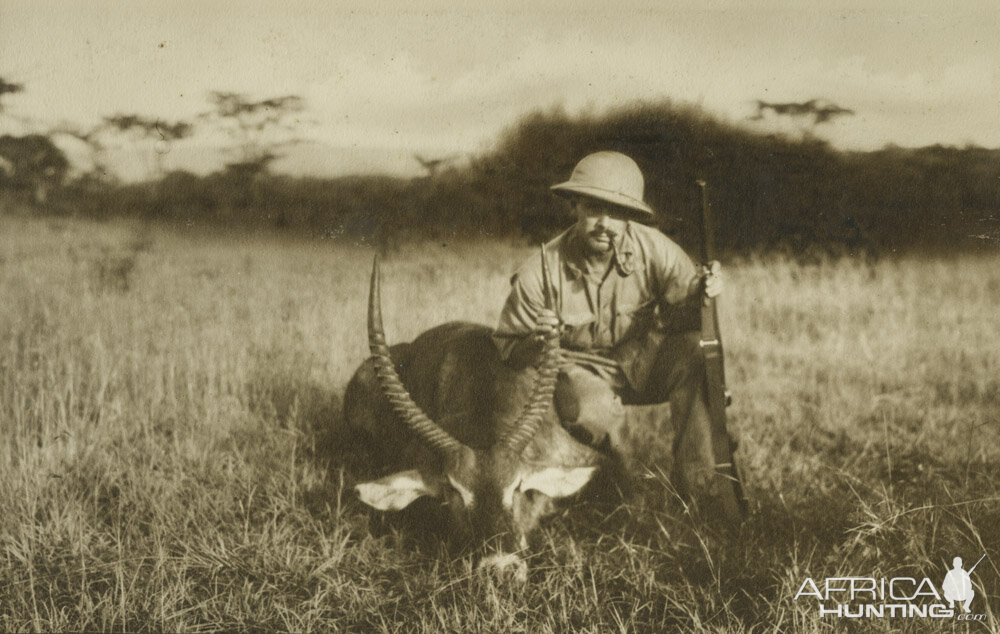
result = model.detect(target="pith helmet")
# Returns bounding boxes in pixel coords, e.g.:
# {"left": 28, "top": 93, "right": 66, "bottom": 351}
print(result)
{"left": 550, "top": 151, "right": 654, "bottom": 218}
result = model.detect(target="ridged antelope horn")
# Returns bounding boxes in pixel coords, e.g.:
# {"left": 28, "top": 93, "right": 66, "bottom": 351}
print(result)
{"left": 503, "top": 245, "right": 562, "bottom": 455}
{"left": 368, "top": 255, "right": 466, "bottom": 456}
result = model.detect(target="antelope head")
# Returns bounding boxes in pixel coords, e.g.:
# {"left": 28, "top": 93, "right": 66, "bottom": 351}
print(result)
{"left": 355, "top": 254, "right": 598, "bottom": 581}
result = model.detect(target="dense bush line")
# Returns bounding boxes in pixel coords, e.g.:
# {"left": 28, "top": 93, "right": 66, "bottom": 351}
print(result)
{"left": 12, "top": 102, "right": 1000, "bottom": 255}
{"left": 471, "top": 104, "right": 1000, "bottom": 255}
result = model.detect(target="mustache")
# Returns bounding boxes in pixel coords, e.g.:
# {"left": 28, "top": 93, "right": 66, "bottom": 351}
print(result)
{"left": 587, "top": 228, "right": 618, "bottom": 239}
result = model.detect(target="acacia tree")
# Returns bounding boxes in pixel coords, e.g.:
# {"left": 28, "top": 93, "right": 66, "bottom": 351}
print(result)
{"left": 0, "top": 77, "right": 23, "bottom": 178}
{"left": 102, "top": 114, "right": 193, "bottom": 177}
{"left": 749, "top": 99, "right": 854, "bottom": 125}
{"left": 0, "top": 77, "right": 24, "bottom": 115}
{"left": 200, "top": 92, "right": 306, "bottom": 176}
{"left": 0, "top": 77, "right": 70, "bottom": 205}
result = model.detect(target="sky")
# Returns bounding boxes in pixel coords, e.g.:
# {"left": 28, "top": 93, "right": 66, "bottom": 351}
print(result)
{"left": 2, "top": 0, "right": 998, "bottom": 178}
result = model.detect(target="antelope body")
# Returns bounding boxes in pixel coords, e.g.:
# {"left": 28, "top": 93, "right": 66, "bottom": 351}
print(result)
{"left": 342, "top": 258, "right": 602, "bottom": 579}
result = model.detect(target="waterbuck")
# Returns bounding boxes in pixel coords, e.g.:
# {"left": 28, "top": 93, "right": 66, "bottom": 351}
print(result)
{"left": 343, "top": 256, "right": 603, "bottom": 580}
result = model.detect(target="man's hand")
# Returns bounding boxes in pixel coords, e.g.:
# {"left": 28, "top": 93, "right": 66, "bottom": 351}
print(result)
{"left": 532, "top": 308, "right": 561, "bottom": 343}
{"left": 505, "top": 307, "right": 561, "bottom": 368}
{"left": 704, "top": 260, "right": 723, "bottom": 299}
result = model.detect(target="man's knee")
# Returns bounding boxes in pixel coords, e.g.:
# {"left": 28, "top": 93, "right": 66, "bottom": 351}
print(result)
{"left": 635, "top": 331, "right": 705, "bottom": 402}
{"left": 667, "top": 331, "right": 705, "bottom": 374}
{"left": 554, "top": 366, "right": 625, "bottom": 447}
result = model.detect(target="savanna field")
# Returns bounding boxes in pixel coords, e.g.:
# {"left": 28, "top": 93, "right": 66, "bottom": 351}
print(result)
{"left": 1, "top": 211, "right": 998, "bottom": 632}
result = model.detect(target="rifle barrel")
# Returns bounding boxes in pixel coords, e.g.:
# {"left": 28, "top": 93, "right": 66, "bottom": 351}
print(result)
{"left": 696, "top": 180, "right": 715, "bottom": 264}
{"left": 968, "top": 553, "right": 987, "bottom": 575}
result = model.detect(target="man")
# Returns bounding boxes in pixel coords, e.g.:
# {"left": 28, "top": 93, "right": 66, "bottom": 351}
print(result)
{"left": 942, "top": 557, "right": 975, "bottom": 613}
{"left": 493, "top": 151, "right": 735, "bottom": 516}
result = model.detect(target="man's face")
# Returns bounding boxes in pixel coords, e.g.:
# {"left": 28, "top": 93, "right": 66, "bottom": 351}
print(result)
{"left": 573, "top": 197, "right": 629, "bottom": 256}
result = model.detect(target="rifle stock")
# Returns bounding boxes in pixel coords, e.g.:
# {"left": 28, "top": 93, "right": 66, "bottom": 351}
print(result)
{"left": 696, "top": 179, "right": 749, "bottom": 521}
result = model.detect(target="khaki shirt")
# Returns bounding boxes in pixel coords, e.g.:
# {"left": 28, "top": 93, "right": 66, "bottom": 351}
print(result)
{"left": 494, "top": 221, "right": 701, "bottom": 373}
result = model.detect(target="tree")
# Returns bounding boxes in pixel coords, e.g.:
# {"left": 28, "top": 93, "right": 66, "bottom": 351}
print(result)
{"left": 0, "top": 77, "right": 70, "bottom": 205}
{"left": 749, "top": 99, "right": 855, "bottom": 125}
{"left": 103, "top": 114, "right": 193, "bottom": 177}
{"left": 0, "top": 77, "right": 24, "bottom": 114}
{"left": 200, "top": 92, "right": 306, "bottom": 177}
{"left": 0, "top": 134, "right": 69, "bottom": 204}
{"left": 413, "top": 153, "right": 460, "bottom": 178}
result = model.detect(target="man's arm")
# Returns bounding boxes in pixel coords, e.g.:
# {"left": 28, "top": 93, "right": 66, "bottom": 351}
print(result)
{"left": 644, "top": 228, "right": 722, "bottom": 304}
{"left": 493, "top": 268, "right": 560, "bottom": 369}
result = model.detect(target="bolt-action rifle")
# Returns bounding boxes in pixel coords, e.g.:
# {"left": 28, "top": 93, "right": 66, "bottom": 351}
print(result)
{"left": 696, "top": 179, "right": 749, "bottom": 522}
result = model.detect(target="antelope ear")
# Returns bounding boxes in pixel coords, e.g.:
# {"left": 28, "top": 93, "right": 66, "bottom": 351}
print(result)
{"left": 355, "top": 469, "right": 441, "bottom": 510}
{"left": 521, "top": 466, "right": 597, "bottom": 499}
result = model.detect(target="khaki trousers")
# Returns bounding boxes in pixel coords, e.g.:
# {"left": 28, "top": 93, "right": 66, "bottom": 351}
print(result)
{"left": 553, "top": 330, "right": 724, "bottom": 502}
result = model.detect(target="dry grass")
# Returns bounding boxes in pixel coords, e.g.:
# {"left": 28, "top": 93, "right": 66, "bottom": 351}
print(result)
{"left": 1, "top": 213, "right": 998, "bottom": 632}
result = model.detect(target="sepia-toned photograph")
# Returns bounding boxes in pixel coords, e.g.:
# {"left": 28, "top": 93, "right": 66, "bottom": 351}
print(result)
{"left": 1, "top": 1, "right": 997, "bottom": 631}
